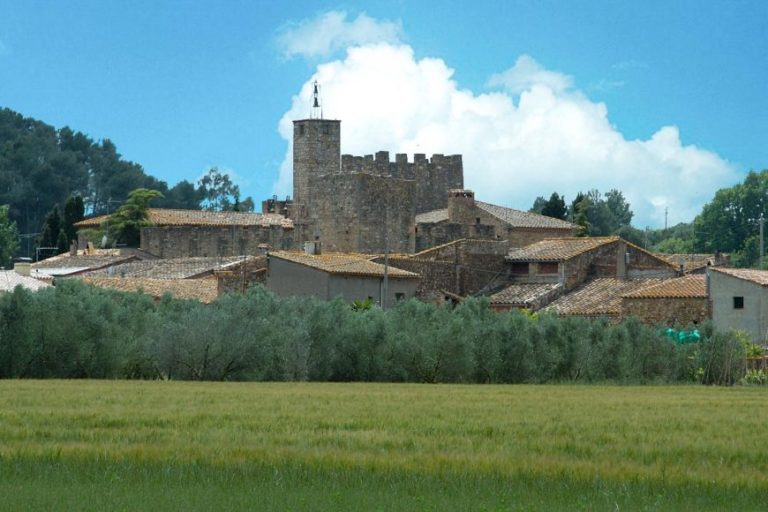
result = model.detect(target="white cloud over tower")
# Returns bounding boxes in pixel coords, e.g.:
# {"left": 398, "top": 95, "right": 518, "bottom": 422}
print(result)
{"left": 274, "top": 11, "right": 737, "bottom": 226}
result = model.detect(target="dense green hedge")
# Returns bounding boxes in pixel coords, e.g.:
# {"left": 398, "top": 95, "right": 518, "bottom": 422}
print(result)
{"left": 0, "top": 281, "right": 745, "bottom": 384}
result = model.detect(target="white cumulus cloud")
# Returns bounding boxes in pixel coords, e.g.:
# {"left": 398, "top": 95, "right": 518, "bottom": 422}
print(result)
{"left": 488, "top": 54, "right": 573, "bottom": 95}
{"left": 273, "top": 43, "right": 738, "bottom": 227}
{"left": 276, "top": 11, "right": 403, "bottom": 60}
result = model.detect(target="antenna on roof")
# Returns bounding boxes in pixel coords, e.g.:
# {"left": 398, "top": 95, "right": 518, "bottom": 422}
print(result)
{"left": 310, "top": 81, "right": 323, "bottom": 119}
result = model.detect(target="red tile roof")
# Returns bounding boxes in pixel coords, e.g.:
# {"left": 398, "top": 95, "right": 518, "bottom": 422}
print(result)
{"left": 81, "top": 277, "right": 219, "bottom": 303}
{"left": 269, "top": 251, "right": 419, "bottom": 279}
{"left": 711, "top": 267, "right": 768, "bottom": 286}
{"left": 476, "top": 201, "right": 578, "bottom": 230}
{"left": 0, "top": 271, "right": 51, "bottom": 292}
{"left": 489, "top": 282, "right": 561, "bottom": 306}
{"left": 74, "top": 209, "right": 293, "bottom": 229}
{"left": 507, "top": 237, "right": 618, "bottom": 262}
{"left": 622, "top": 275, "right": 707, "bottom": 299}
{"left": 545, "top": 278, "right": 663, "bottom": 317}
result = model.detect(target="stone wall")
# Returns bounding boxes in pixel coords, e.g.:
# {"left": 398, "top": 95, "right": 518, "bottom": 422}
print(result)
{"left": 622, "top": 297, "right": 710, "bottom": 326}
{"left": 215, "top": 256, "right": 267, "bottom": 295}
{"left": 415, "top": 191, "right": 575, "bottom": 252}
{"left": 560, "top": 240, "right": 676, "bottom": 290}
{"left": 379, "top": 239, "right": 509, "bottom": 299}
{"left": 141, "top": 226, "right": 293, "bottom": 258}
{"left": 341, "top": 152, "right": 463, "bottom": 214}
{"left": 309, "top": 172, "right": 416, "bottom": 253}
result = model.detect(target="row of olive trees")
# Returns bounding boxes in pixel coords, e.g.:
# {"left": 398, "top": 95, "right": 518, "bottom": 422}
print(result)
{"left": 0, "top": 281, "right": 745, "bottom": 384}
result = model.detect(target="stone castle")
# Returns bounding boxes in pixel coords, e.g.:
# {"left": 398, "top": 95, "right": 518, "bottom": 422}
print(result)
{"left": 287, "top": 118, "right": 463, "bottom": 253}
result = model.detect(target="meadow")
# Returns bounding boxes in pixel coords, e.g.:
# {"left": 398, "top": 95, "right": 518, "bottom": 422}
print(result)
{"left": 1, "top": 381, "right": 766, "bottom": 511}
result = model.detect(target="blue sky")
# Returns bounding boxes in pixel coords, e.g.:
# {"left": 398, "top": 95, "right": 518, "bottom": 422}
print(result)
{"left": 1, "top": 0, "right": 766, "bottom": 227}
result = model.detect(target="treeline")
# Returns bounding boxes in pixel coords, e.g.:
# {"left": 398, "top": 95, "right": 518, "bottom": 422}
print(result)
{"left": 0, "top": 108, "right": 201, "bottom": 241}
{"left": 0, "top": 281, "right": 745, "bottom": 385}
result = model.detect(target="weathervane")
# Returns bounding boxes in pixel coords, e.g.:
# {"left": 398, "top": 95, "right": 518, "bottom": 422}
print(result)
{"left": 310, "top": 81, "right": 323, "bottom": 119}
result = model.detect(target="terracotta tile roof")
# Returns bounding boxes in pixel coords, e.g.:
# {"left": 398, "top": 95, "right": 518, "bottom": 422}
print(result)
{"left": 31, "top": 250, "right": 140, "bottom": 276}
{"left": 80, "top": 277, "right": 219, "bottom": 303}
{"left": 270, "top": 251, "right": 420, "bottom": 279}
{"left": 622, "top": 275, "right": 707, "bottom": 299}
{"left": 658, "top": 253, "right": 717, "bottom": 272}
{"left": 489, "top": 282, "right": 561, "bottom": 306}
{"left": 544, "top": 278, "right": 663, "bottom": 317}
{"left": 74, "top": 208, "right": 294, "bottom": 229}
{"left": 415, "top": 209, "right": 449, "bottom": 224}
{"left": 0, "top": 271, "right": 52, "bottom": 292}
{"left": 475, "top": 201, "right": 579, "bottom": 230}
{"left": 507, "top": 237, "right": 618, "bottom": 262}
{"left": 711, "top": 267, "right": 768, "bottom": 286}
{"left": 83, "top": 256, "right": 256, "bottom": 279}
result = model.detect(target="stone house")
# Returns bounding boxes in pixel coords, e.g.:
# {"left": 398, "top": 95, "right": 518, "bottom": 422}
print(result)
{"left": 75, "top": 208, "right": 294, "bottom": 258}
{"left": 373, "top": 238, "right": 510, "bottom": 302}
{"left": 543, "top": 278, "right": 664, "bottom": 320}
{"left": 266, "top": 250, "right": 419, "bottom": 308}
{"left": 415, "top": 189, "right": 579, "bottom": 252}
{"left": 489, "top": 237, "right": 678, "bottom": 313}
{"left": 621, "top": 275, "right": 708, "bottom": 326}
{"left": 708, "top": 267, "right": 768, "bottom": 342}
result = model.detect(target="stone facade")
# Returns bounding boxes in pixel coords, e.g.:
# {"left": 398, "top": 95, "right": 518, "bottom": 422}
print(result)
{"left": 621, "top": 297, "right": 709, "bottom": 326}
{"left": 415, "top": 190, "right": 577, "bottom": 252}
{"left": 141, "top": 225, "right": 293, "bottom": 258}
{"left": 215, "top": 256, "right": 267, "bottom": 295}
{"left": 376, "top": 239, "right": 509, "bottom": 301}
{"left": 508, "top": 238, "right": 678, "bottom": 292}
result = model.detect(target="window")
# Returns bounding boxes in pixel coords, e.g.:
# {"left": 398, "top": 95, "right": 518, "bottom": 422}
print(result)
{"left": 395, "top": 292, "right": 405, "bottom": 301}
{"left": 511, "top": 262, "right": 529, "bottom": 275}
{"left": 734, "top": 296, "right": 744, "bottom": 309}
{"left": 475, "top": 217, "right": 481, "bottom": 224}
{"left": 538, "top": 262, "right": 558, "bottom": 275}
{"left": 299, "top": 125, "right": 305, "bottom": 135}
{"left": 322, "top": 124, "right": 330, "bottom": 135}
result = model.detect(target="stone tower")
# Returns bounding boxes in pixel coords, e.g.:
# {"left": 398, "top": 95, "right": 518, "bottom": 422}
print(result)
{"left": 292, "top": 119, "right": 341, "bottom": 238}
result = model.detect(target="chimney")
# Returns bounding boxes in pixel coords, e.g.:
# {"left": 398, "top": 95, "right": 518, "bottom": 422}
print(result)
{"left": 447, "top": 189, "right": 476, "bottom": 223}
{"left": 14, "top": 257, "right": 32, "bottom": 277}
{"left": 304, "top": 241, "right": 322, "bottom": 255}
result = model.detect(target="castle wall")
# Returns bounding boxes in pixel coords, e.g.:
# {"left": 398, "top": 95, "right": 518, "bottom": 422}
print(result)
{"left": 311, "top": 173, "right": 416, "bottom": 254}
{"left": 340, "top": 151, "right": 463, "bottom": 214}
{"left": 291, "top": 120, "right": 461, "bottom": 253}
{"left": 292, "top": 119, "right": 341, "bottom": 229}
{"left": 141, "top": 226, "right": 293, "bottom": 258}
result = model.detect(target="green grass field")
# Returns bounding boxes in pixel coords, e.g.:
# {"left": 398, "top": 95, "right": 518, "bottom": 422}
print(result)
{"left": 0, "top": 381, "right": 766, "bottom": 511}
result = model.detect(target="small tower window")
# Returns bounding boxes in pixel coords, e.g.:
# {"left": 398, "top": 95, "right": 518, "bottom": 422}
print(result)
{"left": 322, "top": 124, "right": 330, "bottom": 135}
{"left": 299, "top": 125, "right": 305, "bottom": 136}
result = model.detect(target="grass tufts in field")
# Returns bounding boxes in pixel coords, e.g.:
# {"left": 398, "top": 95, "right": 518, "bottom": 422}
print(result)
{"left": 0, "top": 381, "right": 766, "bottom": 510}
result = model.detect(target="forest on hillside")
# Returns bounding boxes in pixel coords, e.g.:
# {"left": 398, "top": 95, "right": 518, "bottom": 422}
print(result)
{"left": 0, "top": 108, "right": 256, "bottom": 260}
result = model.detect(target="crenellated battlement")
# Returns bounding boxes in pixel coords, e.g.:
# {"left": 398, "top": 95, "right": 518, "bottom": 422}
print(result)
{"left": 338, "top": 151, "right": 463, "bottom": 213}
{"left": 340, "top": 152, "right": 462, "bottom": 179}
{"left": 289, "top": 117, "right": 464, "bottom": 252}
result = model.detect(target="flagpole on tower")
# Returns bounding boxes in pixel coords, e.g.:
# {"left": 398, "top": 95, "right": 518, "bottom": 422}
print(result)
{"left": 310, "top": 81, "right": 323, "bottom": 119}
